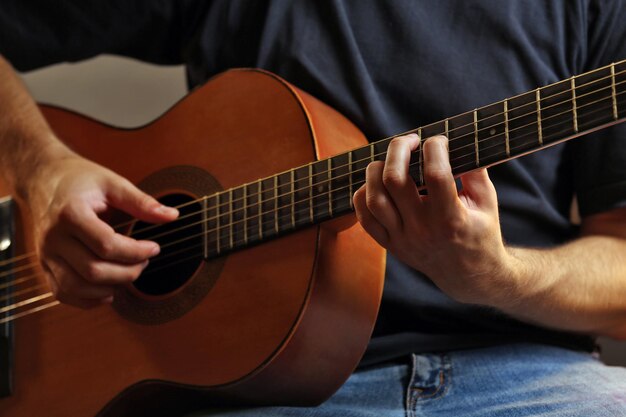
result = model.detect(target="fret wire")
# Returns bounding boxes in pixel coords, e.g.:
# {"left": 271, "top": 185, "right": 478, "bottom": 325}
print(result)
{"left": 504, "top": 99, "right": 510, "bottom": 157}
{"left": 348, "top": 151, "right": 354, "bottom": 209}
{"left": 536, "top": 89, "right": 543, "bottom": 146}
{"left": 369, "top": 142, "right": 375, "bottom": 162}
{"left": 327, "top": 158, "right": 333, "bottom": 217}
{"left": 228, "top": 188, "right": 234, "bottom": 249}
{"left": 273, "top": 175, "right": 279, "bottom": 233}
{"left": 308, "top": 164, "right": 314, "bottom": 222}
{"left": 445, "top": 118, "right": 449, "bottom": 137}
{"left": 242, "top": 185, "right": 248, "bottom": 245}
{"left": 571, "top": 77, "right": 579, "bottom": 133}
{"left": 473, "top": 109, "right": 479, "bottom": 167}
{"left": 290, "top": 169, "right": 295, "bottom": 228}
{"left": 612, "top": 63, "right": 618, "bottom": 120}
{"left": 258, "top": 181, "right": 263, "bottom": 240}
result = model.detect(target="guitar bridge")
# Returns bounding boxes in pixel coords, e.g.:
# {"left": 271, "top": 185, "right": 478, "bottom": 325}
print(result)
{"left": 0, "top": 197, "right": 14, "bottom": 398}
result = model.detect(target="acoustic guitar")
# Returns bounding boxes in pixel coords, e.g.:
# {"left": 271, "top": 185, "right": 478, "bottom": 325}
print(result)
{"left": 0, "top": 60, "right": 625, "bottom": 416}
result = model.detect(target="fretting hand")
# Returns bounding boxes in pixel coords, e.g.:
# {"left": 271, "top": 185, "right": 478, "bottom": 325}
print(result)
{"left": 353, "top": 134, "right": 518, "bottom": 306}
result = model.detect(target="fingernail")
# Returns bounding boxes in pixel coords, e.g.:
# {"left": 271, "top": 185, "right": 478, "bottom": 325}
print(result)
{"left": 155, "top": 205, "right": 178, "bottom": 216}
{"left": 141, "top": 260, "right": 150, "bottom": 271}
{"left": 407, "top": 133, "right": 420, "bottom": 141}
{"left": 150, "top": 244, "right": 160, "bottom": 256}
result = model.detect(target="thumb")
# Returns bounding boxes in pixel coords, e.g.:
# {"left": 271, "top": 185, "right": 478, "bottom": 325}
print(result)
{"left": 106, "top": 177, "right": 179, "bottom": 223}
{"left": 460, "top": 168, "right": 498, "bottom": 210}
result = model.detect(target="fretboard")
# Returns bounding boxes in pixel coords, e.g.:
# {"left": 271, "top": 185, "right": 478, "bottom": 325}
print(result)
{"left": 202, "top": 59, "right": 626, "bottom": 259}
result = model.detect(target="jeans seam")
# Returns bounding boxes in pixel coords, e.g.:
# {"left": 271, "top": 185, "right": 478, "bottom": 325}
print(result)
{"left": 405, "top": 354, "right": 418, "bottom": 417}
{"left": 412, "top": 354, "right": 452, "bottom": 404}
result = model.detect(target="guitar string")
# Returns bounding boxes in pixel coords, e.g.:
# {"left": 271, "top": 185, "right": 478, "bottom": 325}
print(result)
{"left": 0, "top": 105, "right": 622, "bottom": 325}
{"left": 2, "top": 101, "right": 621, "bottom": 316}
{"left": 119, "top": 69, "right": 626, "bottom": 236}
{"left": 1, "top": 68, "right": 624, "bottom": 271}
{"left": 1, "top": 91, "right": 624, "bottom": 283}
{"left": 132, "top": 102, "right": 626, "bottom": 272}
{"left": 0, "top": 251, "right": 37, "bottom": 268}
{"left": 102, "top": 65, "right": 626, "bottom": 235}
{"left": 138, "top": 83, "right": 626, "bottom": 247}
{"left": 0, "top": 272, "right": 40, "bottom": 289}
{"left": 2, "top": 62, "right": 625, "bottom": 325}
{"left": 0, "top": 283, "right": 47, "bottom": 303}
{"left": 0, "top": 300, "right": 59, "bottom": 325}
{"left": 96, "top": 101, "right": 626, "bottom": 277}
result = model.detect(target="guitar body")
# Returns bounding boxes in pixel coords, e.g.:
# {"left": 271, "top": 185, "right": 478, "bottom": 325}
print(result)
{"left": 0, "top": 69, "right": 385, "bottom": 416}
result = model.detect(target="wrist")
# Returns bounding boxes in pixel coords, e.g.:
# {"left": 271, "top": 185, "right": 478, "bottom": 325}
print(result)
{"left": 13, "top": 134, "right": 75, "bottom": 202}
{"left": 489, "top": 246, "right": 557, "bottom": 314}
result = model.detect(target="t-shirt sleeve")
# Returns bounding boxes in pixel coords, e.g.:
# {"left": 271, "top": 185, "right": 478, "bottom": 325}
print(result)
{"left": 0, "top": 0, "right": 206, "bottom": 71}
{"left": 572, "top": 0, "right": 626, "bottom": 217}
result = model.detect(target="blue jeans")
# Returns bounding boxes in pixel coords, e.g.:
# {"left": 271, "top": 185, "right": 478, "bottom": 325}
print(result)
{"left": 188, "top": 343, "right": 626, "bottom": 416}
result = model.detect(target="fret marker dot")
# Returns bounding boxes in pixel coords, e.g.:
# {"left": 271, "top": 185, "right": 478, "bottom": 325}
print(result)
{"left": 317, "top": 185, "right": 325, "bottom": 193}
{"left": 490, "top": 128, "right": 496, "bottom": 136}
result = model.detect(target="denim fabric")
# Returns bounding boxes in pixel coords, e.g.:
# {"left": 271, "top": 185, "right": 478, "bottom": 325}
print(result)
{"left": 188, "top": 344, "right": 626, "bottom": 416}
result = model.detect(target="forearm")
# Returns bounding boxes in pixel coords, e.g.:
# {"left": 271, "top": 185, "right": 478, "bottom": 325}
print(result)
{"left": 0, "top": 55, "right": 73, "bottom": 200}
{"left": 501, "top": 236, "right": 626, "bottom": 339}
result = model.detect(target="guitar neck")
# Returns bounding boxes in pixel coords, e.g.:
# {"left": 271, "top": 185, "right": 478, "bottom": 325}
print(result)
{"left": 203, "top": 59, "right": 626, "bottom": 259}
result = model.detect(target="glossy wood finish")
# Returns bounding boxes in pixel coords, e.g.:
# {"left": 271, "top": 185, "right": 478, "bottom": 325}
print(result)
{"left": 0, "top": 69, "right": 385, "bottom": 417}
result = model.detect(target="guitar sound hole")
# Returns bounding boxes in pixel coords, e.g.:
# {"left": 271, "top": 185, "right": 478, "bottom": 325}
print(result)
{"left": 131, "top": 194, "right": 204, "bottom": 296}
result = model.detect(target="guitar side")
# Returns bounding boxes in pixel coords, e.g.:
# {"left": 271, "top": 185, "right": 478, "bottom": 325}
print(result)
{"left": 0, "top": 69, "right": 385, "bottom": 417}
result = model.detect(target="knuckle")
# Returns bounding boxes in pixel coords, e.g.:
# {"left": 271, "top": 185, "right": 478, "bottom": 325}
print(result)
{"left": 389, "top": 136, "right": 404, "bottom": 148}
{"left": 125, "top": 265, "right": 143, "bottom": 281}
{"left": 365, "top": 193, "right": 387, "bottom": 214}
{"left": 382, "top": 169, "right": 404, "bottom": 189}
{"left": 424, "top": 169, "right": 450, "bottom": 186}
{"left": 58, "top": 203, "right": 81, "bottom": 225}
{"left": 85, "top": 262, "right": 106, "bottom": 282}
{"left": 95, "top": 236, "right": 117, "bottom": 258}
{"left": 440, "top": 214, "right": 467, "bottom": 240}
{"left": 365, "top": 160, "right": 383, "bottom": 176}
{"left": 56, "top": 273, "right": 79, "bottom": 293}
{"left": 136, "top": 191, "right": 157, "bottom": 210}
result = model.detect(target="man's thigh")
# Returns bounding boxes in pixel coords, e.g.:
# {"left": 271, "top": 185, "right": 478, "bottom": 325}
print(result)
{"left": 187, "top": 343, "right": 626, "bottom": 416}
{"left": 409, "top": 343, "right": 626, "bottom": 417}
{"left": 186, "top": 360, "right": 410, "bottom": 417}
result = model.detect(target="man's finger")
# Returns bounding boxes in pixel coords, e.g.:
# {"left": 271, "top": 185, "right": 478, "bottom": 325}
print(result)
{"left": 382, "top": 133, "right": 423, "bottom": 221}
{"left": 52, "top": 234, "right": 149, "bottom": 284}
{"left": 353, "top": 186, "right": 390, "bottom": 247}
{"left": 45, "top": 256, "right": 116, "bottom": 309}
{"left": 423, "top": 135, "right": 460, "bottom": 217}
{"left": 460, "top": 168, "right": 497, "bottom": 210}
{"left": 59, "top": 202, "right": 160, "bottom": 262}
{"left": 106, "top": 177, "right": 178, "bottom": 223}
{"left": 365, "top": 160, "right": 402, "bottom": 234}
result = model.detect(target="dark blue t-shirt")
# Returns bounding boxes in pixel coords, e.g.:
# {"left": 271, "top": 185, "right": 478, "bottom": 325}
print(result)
{"left": 2, "top": 0, "right": 626, "bottom": 366}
